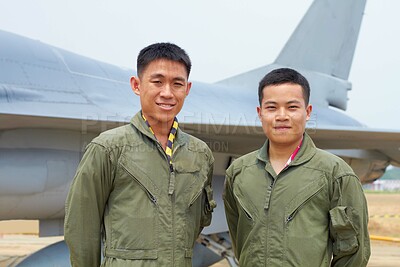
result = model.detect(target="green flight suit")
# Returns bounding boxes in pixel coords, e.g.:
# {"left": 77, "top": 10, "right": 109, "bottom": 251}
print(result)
{"left": 223, "top": 133, "right": 370, "bottom": 266}
{"left": 65, "top": 112, "right": 216, "bottom": 266}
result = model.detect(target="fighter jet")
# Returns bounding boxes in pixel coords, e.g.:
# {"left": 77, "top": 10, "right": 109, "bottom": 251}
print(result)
{"left": 1, "top": 0, "right": 399, "bottom": 266}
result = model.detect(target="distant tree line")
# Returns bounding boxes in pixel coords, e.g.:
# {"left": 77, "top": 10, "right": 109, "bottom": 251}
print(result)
{"left": 381, "top": 166, "right": 400, "bottom": 180}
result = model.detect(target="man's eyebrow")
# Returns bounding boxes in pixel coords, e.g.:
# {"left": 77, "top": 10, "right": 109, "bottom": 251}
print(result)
{"left": 263, "top": 100, "right": 277, "bottom": 105}
{"left": 287, "top": 100, "right": 302, "bottom": 104}
{"left": 149, "top": 73, "right": 186, "bottom": 82}
{"left": 262, "top": 100, "right": 303, "bottom": 105}
{"left": 149, "top": 73, "right": 164, "bottom": 79}
{"left": 173, "top": 77, "right": 186, "bottom": 82}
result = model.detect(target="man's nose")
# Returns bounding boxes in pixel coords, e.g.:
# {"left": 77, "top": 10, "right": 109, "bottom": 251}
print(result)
{"left": 160, "top": 84, "right": 173, "bottom": 97}
{"left": 276, "top": 108, "right": 288, "bottom": 120}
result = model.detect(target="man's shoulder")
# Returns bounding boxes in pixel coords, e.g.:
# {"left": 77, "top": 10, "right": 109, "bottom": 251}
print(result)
{"left": 227, "top": 150, "right": 259, "bottom": 173}
{"left": 314, "top": 148, "right": 348, "bottom": 165}
{"left": 179, "top": 130, "right": 212, "bottom": 154}
{"left": 91, "top": 124, "right": 135, "bottom": 148}
{"left": 235, "top": 150, "right": 259, "bottom": 164}
{"left": 311, "top": 148, "right": 355, "bottom": 176}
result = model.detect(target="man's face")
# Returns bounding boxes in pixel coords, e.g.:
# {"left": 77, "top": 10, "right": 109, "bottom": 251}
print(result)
{"left": 257, "top": 83, "right": 312, "bottom": 147}
{"left": 131, "top": 59, "right": 191, "bottom": 127}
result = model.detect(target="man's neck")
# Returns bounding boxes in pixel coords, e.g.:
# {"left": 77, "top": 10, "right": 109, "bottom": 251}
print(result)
{"left": 268, "top": 138, "right": 302, "bottom": 174}
{"left": 147, "top": 119, "right": 174, "bottom": 150}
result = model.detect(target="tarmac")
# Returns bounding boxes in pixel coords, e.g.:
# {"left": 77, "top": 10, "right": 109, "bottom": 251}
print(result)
{"left": 0, "top": 235, "right": 399, "bottom": 267}
{"left": 211, "top": 240, "right": 400, "bottom": 266}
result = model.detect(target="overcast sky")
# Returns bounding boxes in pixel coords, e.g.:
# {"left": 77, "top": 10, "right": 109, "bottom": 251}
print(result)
{"left": 1, "top": 0, "right": 399, "bottom": 130}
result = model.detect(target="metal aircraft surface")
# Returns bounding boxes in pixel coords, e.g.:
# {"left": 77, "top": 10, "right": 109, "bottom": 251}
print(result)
{"left": 1, "top": 0, "right": 400, "bottom": 266}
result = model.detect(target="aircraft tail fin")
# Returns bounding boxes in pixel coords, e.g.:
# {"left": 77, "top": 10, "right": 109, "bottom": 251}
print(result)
{"left": 216, "top": 0, "right": 366, "bottom": 90}
{"left": 275, "top": 0, "right": 366, "bottom": 79}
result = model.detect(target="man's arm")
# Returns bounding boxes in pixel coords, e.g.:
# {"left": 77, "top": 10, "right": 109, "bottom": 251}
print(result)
{"left": 200, "top": 159, "right": 216, "bottom": 232}
{"left": 329, "top": 174, "right": 371, "bottom": 267}
{"left": 64, "top": 143, "right": 114, "bottom": 267}
{"left": 223, "top": 167, "right": 239, "bottom": 257}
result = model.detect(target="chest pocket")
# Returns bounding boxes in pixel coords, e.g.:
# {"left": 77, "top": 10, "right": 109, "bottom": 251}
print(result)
{"left": 284, "top": 177, "right": 325, "bottom": 223}
{"left": 107, "top": 155, "right": 159, "bottom": 258}
{"left": 174, "top": 161, "right": 216, "bottom": 214}
{"left": 174, "top": 161, "right": 214, "bottom": 250}
{"left": 173, "top": 161, "right": 207, "bottom": 205}
{"left": 283, "top": 176, "right": 327, "bottom": 264}
{"left": 233, "top": 184, "right": 257, "bottom": 227}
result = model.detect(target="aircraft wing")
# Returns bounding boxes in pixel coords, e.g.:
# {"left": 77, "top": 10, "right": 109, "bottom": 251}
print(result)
{"left": 1, "top": 0, "right": 400, "bottom": 266}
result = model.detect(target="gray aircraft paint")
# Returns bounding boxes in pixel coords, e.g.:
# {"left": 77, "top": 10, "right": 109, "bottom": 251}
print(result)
{"left": 1, "top": 0, "right": 400, "bottom": 266}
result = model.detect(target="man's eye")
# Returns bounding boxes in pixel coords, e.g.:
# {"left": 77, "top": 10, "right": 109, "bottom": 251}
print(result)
{"left": 172, "top": 83, "right": 186, "bottom": 91}
{"left": 265, "top": 106, "right": 276, "bottom": 110}
{"left": 289, "top": 106, "right": 299, "bottom": 109}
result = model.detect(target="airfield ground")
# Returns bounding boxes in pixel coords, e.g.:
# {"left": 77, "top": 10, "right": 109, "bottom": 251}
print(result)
{"left": 0, "top": 193, "right": 399, "bottom": 267}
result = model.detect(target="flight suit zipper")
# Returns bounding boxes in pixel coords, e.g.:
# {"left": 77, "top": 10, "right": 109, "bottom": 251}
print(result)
{"left": 189, "top": 188, "right": 203, "bottom": 207}
{"left": 120, "top": 164, "right": 158, "bottom": 205}
{"left": 171, "top": 180, "right": 176, "bottom": 265}
{"left": 264, "top": 178, "right": 275, "bottom": 211}
{"left": 237, "top": 197, "right": 254, "bottom": 221}
{"left": 285, "top": 185, "right": 324, "bottom": 224}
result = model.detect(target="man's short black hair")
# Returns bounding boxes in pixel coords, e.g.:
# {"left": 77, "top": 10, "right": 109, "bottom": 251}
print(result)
{"left": 258, "top": 68, "right": 310, "bottom": 105}
{"left": 136, "top": 42, "right": 191, "bottom": 78}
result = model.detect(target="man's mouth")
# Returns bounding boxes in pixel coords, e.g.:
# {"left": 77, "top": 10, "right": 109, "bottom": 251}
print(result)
{"left": 274, "top": 126, "right": 291, "bottom": 130}
{"left": 157, "top": 103, "right": 175, "bottom": 109}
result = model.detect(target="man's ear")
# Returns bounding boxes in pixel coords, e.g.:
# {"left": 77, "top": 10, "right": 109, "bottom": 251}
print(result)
{"left": 306, "top": 104, "right": 313, "bottom": 121}
{"left": 257, "top": 106, "right": 262, "bottom": 120}
{"left": 130, "top": 76, "right": 140, "bottom": 96}
{"left": 185, "top": 81, "right": 192, "bottom": 96}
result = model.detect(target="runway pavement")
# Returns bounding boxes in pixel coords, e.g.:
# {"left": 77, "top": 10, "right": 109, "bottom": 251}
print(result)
{"left": 0, "top": 235, "right": 399, "bottom": 267}
{"left": 211, "top": 240, "right": 400, "bottom": 266}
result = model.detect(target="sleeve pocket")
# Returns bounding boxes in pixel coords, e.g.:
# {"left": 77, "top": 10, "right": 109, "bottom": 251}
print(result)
{"left": 201, "top": 185, "right": 217, "bottom": 227}
{"left": 329, "top": 206, "right": 359, "bottom": 256}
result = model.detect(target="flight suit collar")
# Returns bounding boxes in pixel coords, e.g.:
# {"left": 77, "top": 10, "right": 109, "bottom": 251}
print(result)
{"left": 130, "top": 111, "right": 187, "bottom": 147}
{"left": 257, "top": 132, "right": 317, "bottom": 167}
